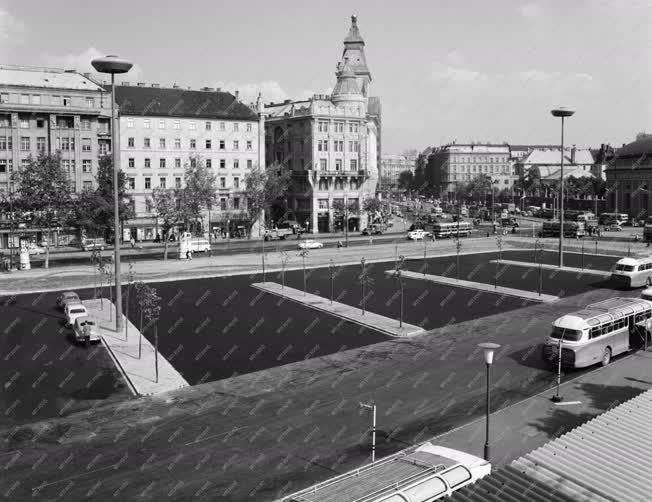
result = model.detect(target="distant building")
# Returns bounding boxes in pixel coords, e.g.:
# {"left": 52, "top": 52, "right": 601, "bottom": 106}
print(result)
{"left": 112, "top": 83, "right": 264, "bottom": 242}
{"left": 264, "top": 15, "right": 381, "bottom": 233}
{"left": 380, "top": 153, "right": 417, "bottom": 189}
{"left": 605, "top": 135, "right": 652, "bottom": 218}
{"left": 425, "top": 143, "right": 513, "bottom": 199}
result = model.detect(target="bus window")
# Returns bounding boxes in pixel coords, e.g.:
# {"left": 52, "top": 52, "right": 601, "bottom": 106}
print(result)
{"left": 590, "top": 327, "right": 601, "bottom": 339}
{"left": 550, "top": 327, "right": 582, "bottom": 341}
{"left": 615, "top": 264, "right": 635, "bottom": 272}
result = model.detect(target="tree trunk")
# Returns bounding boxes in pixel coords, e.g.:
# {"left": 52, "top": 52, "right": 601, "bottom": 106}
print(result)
{"left": 44, "top": 224, "right": 51, "bottom": 269}
{"left": 139, "top": 310, "right": 143, "bottom": 359}
{"left": 163, "top": 229, "right": 169, "bottom": 261}
{"left": 155, "top": 324, "right": 159, "bottom": 383}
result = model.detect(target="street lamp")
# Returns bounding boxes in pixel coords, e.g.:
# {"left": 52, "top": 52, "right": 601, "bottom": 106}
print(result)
{"left": 550, "top": 107, "right": 575, "bottom": 268}
{"left": 478, "top": 342, "right": 500, "bottom": 461}
{"left": 92, "top": 55, "right": 133, "bottom": 331}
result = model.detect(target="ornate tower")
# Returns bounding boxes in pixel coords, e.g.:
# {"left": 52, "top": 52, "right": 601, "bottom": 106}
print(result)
{"left": 341, "top": 15, "right": 372, "bottom": 98}
{"left": 331, "top": 58, "right": 365, "bottom": 106}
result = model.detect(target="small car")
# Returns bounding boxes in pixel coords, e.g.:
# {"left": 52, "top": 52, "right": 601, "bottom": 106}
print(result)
{"left": 407, "top": 229, "right": 429, "bottom": 240}
{"left": 298, "top": 240, "right": 324, "bottom": 250}
{"left": 25, "top": 242, "right": 45, "bottom": 255}
{"left": 73, "top": 316, "right": 101, "bottom": 344}
{"left": 57, "top": 291, "right": 80, "bottom": 310}
{"left": 81, "top": 238, "right": 106, "bottom": 251}
{"left": 64, "top": 303, "right": 88, "bottom": 328}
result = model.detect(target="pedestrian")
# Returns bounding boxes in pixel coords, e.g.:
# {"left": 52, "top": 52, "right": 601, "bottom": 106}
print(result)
{"left": 130, "top": 236, "right": 135, "bottom": 249}
{"left": 189, "top": 248, "right": 193, "bottom": 260}
{"left": 186, "top": 249, "right": 190, "bottom": 260}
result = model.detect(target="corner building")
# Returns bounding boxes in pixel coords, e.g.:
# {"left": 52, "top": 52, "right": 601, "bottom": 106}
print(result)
{"left": 264, "top": 15, "right": 381, "bottom": 233}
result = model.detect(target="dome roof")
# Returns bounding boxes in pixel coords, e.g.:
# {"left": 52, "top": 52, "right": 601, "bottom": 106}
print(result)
{"left": 617, "top": 136, "right": 652, "bottom": 158}
{"left": 332, "top": 59, "right": 363, "bottom": 101}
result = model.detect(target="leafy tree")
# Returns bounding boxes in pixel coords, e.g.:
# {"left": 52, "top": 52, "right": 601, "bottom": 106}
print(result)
{"left": 12, "top": 153, "right": 72, "bottom": 268}
{"left": 178, "top": 156, "right": 217, "bottom": 233}
{"left": 397, "top": 170, "right": 414, "bottom": 190}
{"left": 244, "top": 162, "right": 292, "bottom": 237}
{"left": 362, "top": 197, "right": 383, "bottom": 224}
{"left": 152, "top": 188, "right": 181, "bottom": 260}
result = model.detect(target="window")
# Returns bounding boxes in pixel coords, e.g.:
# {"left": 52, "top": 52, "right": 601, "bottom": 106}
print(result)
{"left": 37, "top": 119, "right": 47, "bottom": 129}
{"left": 319, "top": 199, "right": 329, "bottom": 210}
{"left": 233, "top": 140, "right": 239, "bottom": 150}
{"left": 144, "top": 138, "right": 151, "bottom": 148}
{"left": 220, "top": 159, "right": 226, "bottom": 169}
{"left": 82, "top": 160, "right": 92, "bottom": 173}
{"left": 82, "top": 138, "right": 91, "bottom": 152}
{"left": 234, "top": 177, "right": 239, "bottom": 189}
{"left": 190, "top": 139, "right": 196, "bottom": 149}
{"left": 20, "top": 137, "right": 30, "bottom": 151}
{"left": 348, "top": 122, "right": 359, "bottom": 133}
{"left": 175, "top": 177, "right": 182, "bottom": 188}
{"left": 70, "top": 181, "right": 76, "bottom": 192}
{"left": 220, "top": 122, "right": 225, "bottom": 131}
{"left": 128, "top": 158, "right": 135, "bottom": 168}
{"left": 99, "top": 142, "right": 108, "bottom": 155}
{"left": 318, "top": 140, "right": 329, "bottom": 152}
{"left": 246, "top": 123, "right": 252, "bottom": 132}
{"left": 174, "top": 138, "right": 181, "bottom": 149}
{"left": 190, "top": 158, "right": 197, "bottom": 168}
{"left": 19, "top": 119, "right": 29, "bottom": 129}
{"left": 22, "top": 158, "right": 30, "bottom": 170}
{"left": 143, "top": 119, "right": 150, "bottom": 129}
{"left": 0, "top": 136, "right": 11, "bottom": 150}
{"left": 247, "top": 159, "right": 252, "bottom": 169}
{"left": 160, "top": 158, "right": 166, "bottom": 168}
{"left": 334, "top": 140, "right": 343, "bottom": 152}
{"left": 233, "top": 160, "right": 239, "bottom": 170}
{"left": 219, "top": 140, "right": 225, "bottom": 150}
{"left": 233, "top": 122, "right": 239, "bottom": 132}
{"left": 144, "top": 177, "right": 151, "bottom": 189}
{"left": 206, "top": 139, "right": 212, "bottom": 149}
{"left": 158, "top": 120, "right": 165, "bottom": 129}
{"left": 220, "top": 177, "right": 226, "bottom": 188}
{"left": 128, "top": 177, "right": 135, "bottom": 190}
{"left": 205, "top": 121, "right": 212, "bottom": 131}
{"left": 144, "top": 158, "right": 151, "bottom": 168}
{"left": 0, "top": 93, "right": 8, "bottom": 103}
{"left": 0, "top": 160, "right": 6, "bottom": 173}
{"left": 246, "top": 140, "right": 252, "bottom": 151}
{"left": 334, "top": 121, "right": 344, "bottom": 133}
{"left": 220, "top": 198, "right": 227, "bottom": 210}
{"left": 86, "top": 97, "right": 94, "bottom": 108}
{"left": 233, "top": 197, "right": 240, "bottom": 209}
{"left": 128, "top": 137, "right": 135, "bottom": 148}
{"left": 188, "top": 121, "right": 199, "bottom": 131}
{"left": 349, "top": 141, "right": 359, "bottom": 153}
{"left": 160, "top": 138, "right": 166, "bottom": 149}
{"left": 206, "top": 159, "right": 212, "bottom": 169}
{"left": 318, "top": 120, "right": 329, "bottom": 132}
{"left": 159, "top": 178, "right": 166, "bottom": 188}
{"left": 335, "top": 159, "right": 342, "bottom": 171}
{"left": 173, "top": 120, "right": 180, "bottom": 129}
{"left": 175, "top": 158, "right": 181, "bottom": 168}
{"left": 127, "top": 118, "right": 134, "bottom": 128}
{"left": 350, "top": 159, "right": 358, "bottom": 171}
{"left": 320, "top": 159, "right": 327, "bottom": 171}
{"left": 145, "top": 199, "right": 152, "bottom": 212}
{"left": 37, "top": 137, "right": 46, "bottom": 152}
{"left": 20, "top": 94, "right": 29, "bottom": 104}
{"left": 349, "top": 178, "right": 358, "bottom": 190}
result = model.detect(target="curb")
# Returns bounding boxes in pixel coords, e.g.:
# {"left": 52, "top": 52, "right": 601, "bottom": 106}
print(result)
{"left": 100, "top": 334, "right": 139, "bottom": 397}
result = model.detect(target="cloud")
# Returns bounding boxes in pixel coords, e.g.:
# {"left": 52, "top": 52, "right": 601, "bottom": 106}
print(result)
{"left": 517, "top": 3, "right": 544, "bottom": 18}
{"left": 213, "top": 80, "right": 288, "bottom": 104}
{"left": 431, "top": 64, "right": 490, "bottom": 85}
{"left": 42, "top": 47, "right": 145, "bottom": 83}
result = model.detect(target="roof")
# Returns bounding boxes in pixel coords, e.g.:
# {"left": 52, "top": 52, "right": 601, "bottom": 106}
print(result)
{"left": 450, "top": 387, "right": 652, "bottom": 502}
{"left": 110, "top": 85, "right": 257, "bottom": 120}
{"left": 539, "top": 165, "right": 595, "bottom": 180}
{"left": 520, "top": 148, "right": 596, "bottom": 166}
{"left": 441, "top": 145, "right": 510, "bottom": 154}
{"left": 617, "top": 136, "right": 652, "bottom": 158}
{"left": 0, "top": 65, "right": 105, "bottom": 92}
{"left": 344, "top": 15, "right": 365, "bottom": 44}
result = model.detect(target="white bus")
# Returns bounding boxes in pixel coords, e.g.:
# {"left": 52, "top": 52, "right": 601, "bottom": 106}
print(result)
{"left": 542, "top": 297, "right": 652, "bottom": 368}
{"left": 611, "top": 257, "right": 652, "bottom": 288}
{"left": 430, "top": 221, "right": 472, "bottom": 239}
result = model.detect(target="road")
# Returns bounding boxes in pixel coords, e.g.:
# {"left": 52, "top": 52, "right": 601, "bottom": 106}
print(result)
{"left": 0, "top": 248, "right": 633, "bottom": 501}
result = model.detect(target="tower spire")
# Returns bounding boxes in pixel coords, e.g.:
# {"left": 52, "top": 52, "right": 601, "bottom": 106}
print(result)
{"left": 339, "top": 14, "right": 372, "bottom": 97}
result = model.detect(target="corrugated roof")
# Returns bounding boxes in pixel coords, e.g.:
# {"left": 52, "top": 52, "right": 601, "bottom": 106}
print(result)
{"left": 521, "top": 148, "right": 595, "bottom": 167}
{"left": 0, "top": 66, "right": 105, "bottom": 91}
{"left": 110, "top": 85, "right": 257, "bottom": 120}
{"left": 450, "top": 387, "right": 652, "bottom": 502}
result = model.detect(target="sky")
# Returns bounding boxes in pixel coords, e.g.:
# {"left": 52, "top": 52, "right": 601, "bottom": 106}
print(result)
{"left": 1, "top": 0, "right": 651, "bottom": 154}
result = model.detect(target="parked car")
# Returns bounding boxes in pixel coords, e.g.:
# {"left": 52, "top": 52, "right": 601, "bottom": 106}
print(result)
{"left": 73, "top": 316, "right": 101, "bottom": 345}
{"left": 298, "top": 239, "right": 324, "bottom": 250}
{"left": 26, "top": 242, "right": 45, "bottom": 255}
{"left": 407, "top": 229, "right": 430, "bottom": 240}
{"left": 361, "top": 223, "right": 387, "bottom": 235}
{"left": 187, "top": 238, "right": 211, "bottom": 252}
{"left": 64, "top": 303, "right": 88, "bottom": 327}
{"left": 57, "top": 291, "right": 80, "bottom": 310}
{"left": 81, "top": 237, "right": 106, "bottom": 251}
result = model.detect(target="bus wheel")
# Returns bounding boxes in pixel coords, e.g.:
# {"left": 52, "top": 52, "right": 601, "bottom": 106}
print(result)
{"left": 646, "top": 277, "right": 651, "bottom": 287}
{"left": 601, "top": 347, "right": 611, "bottom": 366}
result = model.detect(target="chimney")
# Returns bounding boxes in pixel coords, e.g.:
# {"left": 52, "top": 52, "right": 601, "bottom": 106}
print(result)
{"left": 216, "top": 87, "right": 221, "bottom": 92}
{"left": 137, "top": 82, "right": 146, "bottom": 87}
{"left": 151, "top": 83, "right": 160, "bottom": 88}
{"left": 235, "top": 90, "right": 240, "bottom": 100}
{"left": 201, "top": 87, "right": 214, "bottom": 92}
{"left": 570, "top": 145, "right": 576, "bottom": 164}
{"left": 172, "top": 83, "right": 180, "bottom": 89}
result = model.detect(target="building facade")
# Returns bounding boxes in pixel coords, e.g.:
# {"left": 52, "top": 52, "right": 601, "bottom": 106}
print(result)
{"left": 264, "top": 15, "right": 381, "bottom": 233}
{"left": 426, "top": 143, "right": 513, "bottom": 199}
{"left": 605, "top": 135, "right": 652, "bottom": 218}
{"left": 113, "top": 84, "right": 263, "bottom": 241}
{"left": 380, "top": 153, "right": 417, "bottom": 190}
{"left": 0, "top": 65, "right": 111, "bottom": 248}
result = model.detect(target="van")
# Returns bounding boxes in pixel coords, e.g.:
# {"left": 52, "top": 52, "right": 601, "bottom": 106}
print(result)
{"left": 188, "top": 238, "right": 211, "bottom": 253}
{"left": 611, "top": 257, "right": 652, "bottom": 288}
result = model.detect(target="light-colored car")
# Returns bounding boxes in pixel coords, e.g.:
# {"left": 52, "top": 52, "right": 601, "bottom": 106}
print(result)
{"left": 298, "top": 239, "right": 324, "bottom": 250}
{"left": 57, "top": 291, "right": 80, "bottom": 310}
{"left": 73, "top": 316, "right": 101, "bottom": 344}
{"left": 407, "top": 229, "right": 429, "bottom": 240}
{"left": 64, "top": 303, "right": 88, "bottom": 328}
{"left": 188, "top": 238, "right": 211, "bottom": 252}
{"left": 24, "top": 242, "right": 45, "bottom": 255}
{"left": 81, "top": 237, "right": 106, "bottom": 251}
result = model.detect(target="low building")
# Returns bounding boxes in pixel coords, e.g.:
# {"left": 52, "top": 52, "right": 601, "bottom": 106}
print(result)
{"left": 112, "top": 83, "right": 264, "bottom": 241}
{"left": 380, "top": 153, "right": 417, "bottom": 190}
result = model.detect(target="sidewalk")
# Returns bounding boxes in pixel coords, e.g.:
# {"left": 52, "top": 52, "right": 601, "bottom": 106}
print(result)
{"left": 83, "top": 298, "right": 189, "bottom": 396}
{"left": 431, "top": 349, "right": 652, "bottom": 468}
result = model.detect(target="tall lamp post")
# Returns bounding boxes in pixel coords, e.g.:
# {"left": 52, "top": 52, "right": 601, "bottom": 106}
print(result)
{"left": 550, "top": 107, "right": 575, "bottom": 268}
{"left": 92, "top": 55, "right": 133, "bottom": 331}
{"left": 478, "top": 342, "right": 500, "bottom": 461}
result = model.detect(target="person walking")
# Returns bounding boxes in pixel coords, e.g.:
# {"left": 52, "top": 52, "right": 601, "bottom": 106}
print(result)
{"left": 130, "top": 236, "right": 135, "bottom": 249}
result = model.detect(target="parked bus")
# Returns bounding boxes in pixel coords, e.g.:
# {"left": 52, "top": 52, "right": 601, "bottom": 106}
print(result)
{"left": 599, "top": 212, "right": 628, "bottom": 225}
{"left": 542, "top": 297, "right": 652, "bottom": 368}
{"left": 540, "top": 220, "right": 585, "bottom": 238}
{"left": 430, "top": 221, "right": 472, "bottom": 238}
{"left": 611, "top": 257, "right": 652, "bottom": 288}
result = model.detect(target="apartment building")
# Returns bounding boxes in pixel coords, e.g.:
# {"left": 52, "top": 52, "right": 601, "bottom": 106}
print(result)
{"left": 380, "top": 153, "right": 417, "bottom": 189}
{"left": 113, "top": 83, "right": 263, "bottom": 241}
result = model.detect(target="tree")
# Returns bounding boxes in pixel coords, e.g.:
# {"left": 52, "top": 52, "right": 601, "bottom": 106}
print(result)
{"left": 152, "top": 188, "right": 181, "bottom": 260}
{"left": 243, "top": 162, "right": 292, "bottom": 237}
{"left": 142, "top": 286, "right": 162, "bottom": 383}
{"left": 363, "top": 197, "right": 383, "bottom": 225}
{"left": 179, "top": 156, "right": 217, "bottom": 233}
{"left": 71, "top": 154, "right": 133, "bottom": 242}
{"left": 298, "top": 248, "right": 309, "bottom": 295}
{"left": 12, "top": 153, "right": 72, "bottom": 268}
{"left": 397, "top": 170, "right": 414, "bottom": 191}
{"left": 391, "top": 255, "right": 406, "bottom": 328}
